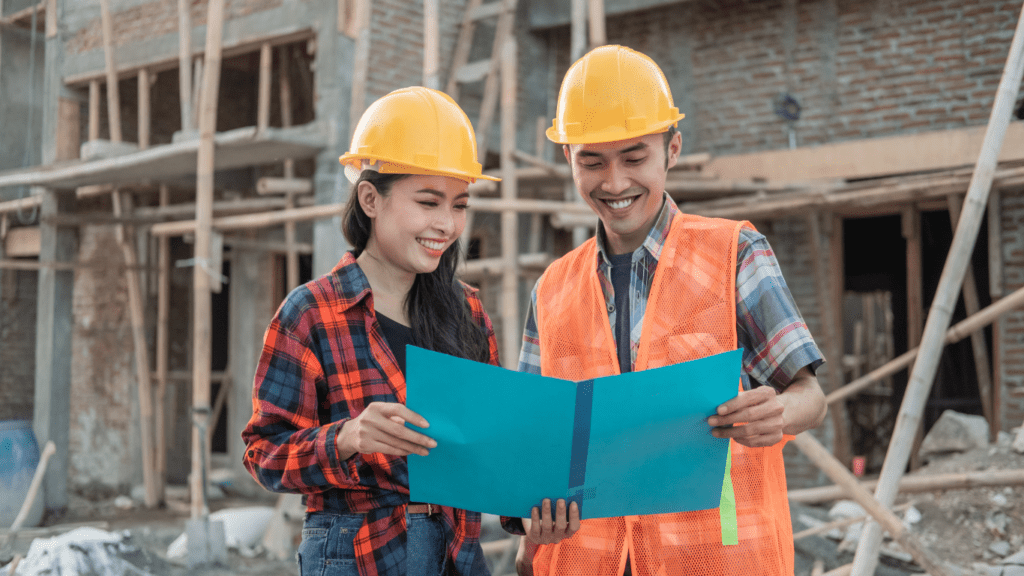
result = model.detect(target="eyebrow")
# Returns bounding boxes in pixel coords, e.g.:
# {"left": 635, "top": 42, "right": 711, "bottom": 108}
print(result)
{"left": 576, "top": 142, "right": 649, "bottom": 159}
{"left": 417, "top": 188, "right": 470, "bottom": 201}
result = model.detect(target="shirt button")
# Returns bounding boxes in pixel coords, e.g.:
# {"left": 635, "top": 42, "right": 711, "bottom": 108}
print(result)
{"left": 607, "top": 304, "right": 615, "bottom": 313}
{"left": 247, "top": 450, "right": 254, "bottom": 458}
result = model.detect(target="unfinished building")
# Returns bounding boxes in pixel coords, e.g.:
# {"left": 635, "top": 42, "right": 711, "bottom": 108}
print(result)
{"left": 1, "top": 0, "right": 1023, "bottom": 526}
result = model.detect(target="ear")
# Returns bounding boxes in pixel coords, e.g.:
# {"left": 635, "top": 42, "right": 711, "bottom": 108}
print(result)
{"left": 563, "top": 144, "right": 572, "bottom": 164}
{"left": 357, "top": 181, "right": 379, "bottom": 218}
{"left": 665, "top": 130, "right": 683, "bottom": 171}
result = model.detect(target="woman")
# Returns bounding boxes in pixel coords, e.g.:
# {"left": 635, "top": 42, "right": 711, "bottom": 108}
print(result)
{"left": 242, "top": 86, "right": 501, "bottom": 576}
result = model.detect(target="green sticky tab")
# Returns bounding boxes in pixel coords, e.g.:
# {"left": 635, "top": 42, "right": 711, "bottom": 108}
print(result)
{"left": 719, "top": 441, "right": 738, "bottom": 546}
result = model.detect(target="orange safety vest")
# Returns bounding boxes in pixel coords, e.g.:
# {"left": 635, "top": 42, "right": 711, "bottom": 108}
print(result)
{"left": 534, "top": 212, "right": 794, "bottom": 576}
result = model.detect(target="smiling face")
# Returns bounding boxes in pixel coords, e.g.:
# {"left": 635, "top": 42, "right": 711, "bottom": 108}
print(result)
{"left": 564, "top": 130, "right": 681, "bottom": 255}
{"left": 359, "top": 174, "right": 470, "bottom": 276}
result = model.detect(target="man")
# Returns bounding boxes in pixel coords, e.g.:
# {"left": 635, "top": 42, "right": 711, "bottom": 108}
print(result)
{"left": 502, "top": 45, "right": 828, "bottom": 576}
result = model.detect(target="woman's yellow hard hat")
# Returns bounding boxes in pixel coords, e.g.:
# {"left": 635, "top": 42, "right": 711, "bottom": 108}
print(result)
{"left": 547, "top": 45, "right": 685, "bottom": 145}
{"left": 340, "top": 86, "right": 500, "bottom": 183}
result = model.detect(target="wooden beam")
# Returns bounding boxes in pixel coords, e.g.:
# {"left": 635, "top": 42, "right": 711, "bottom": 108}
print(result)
{"left": 788, "top": 467, "right": 1024, "bottom": 504}
{"left": 445, "top": 0, "right": 484, "bottom": 99}
{"left": 138, "top": 68, "right": 150, "bottom": 149}
{"left": 825, "top": 282, "right": 1024, "bottom": 405}
{"left": 111, "top": 191, "right": 158, "bottom": 508}
{"left": 88, "top": 80, "right": 100, "bottom": 141}
{"left": 177, "top": 0, "right": 192, "bottom": 132}
{"left": 791, "top": 433, "right": 953, "bottom": 576}
{"left": 56, "top": 98, "right": 81, "bottom": 162}
{"left": 4, "top": 226, "right": 41, "bottom": 257}
{"left": 474, "top": 0, "right": 516, "bottom": 163}
{"left": 706, "top": 122, "right": 1024, "bottom": 183}
{"left": 154, "top": 185, "right": 170, "bottom": 505}
{"left": 348, "top": 0, "right": 370, "bottom": 141}
{"left": 850, "top": 5, "right": 1024, "bottom": 572}
{"left": 191, "top": 0, "right": 226, "bottom": 522}
{"left": 257, "top": 43, "right": 271, "bottom": 135}
{"left": 947, "top": 194, "right": 994, "bottom": 433}
{"left": 98, "top": 0, "right": 122, "bottom": 143}
{"left": 902, "top": 207, "right": 923, "bottom": 349}
{"left": 500, "top": 37, "right": 519, "bottom": 368}
{"left": 256, "top": 177, "right": 312, "bottom": 195}
{"left": 423, "top": 0, "right": 439, "bottom": 90}
{"left": 44, "top": 0, "right": 54, "bottom": 38}
{"left": 570, "top": 0, "right": 586, "bottom": 62}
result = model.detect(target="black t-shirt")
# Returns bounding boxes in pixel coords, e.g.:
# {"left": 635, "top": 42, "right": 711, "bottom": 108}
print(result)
{"left": 376, "top": 313, "right": 415, "bottom": 376}
{"left": 609, "top": 252, "right": 632, "bottom": 374}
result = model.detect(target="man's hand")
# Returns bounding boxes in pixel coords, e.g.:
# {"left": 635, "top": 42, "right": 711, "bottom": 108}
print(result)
{"left": 709, "top": 367, "right": 827, "bottom": 448}
{"left": 523, "top": 498, "right": 580, "bottom": 545}
{"left": 515, "top": 537, "right": 537, "bottom": 576}
{"left": 336, "top": 402, "right": 436, "bottom": 460}
{"left": 708, "top": 385, "right": 785, "bottom": 447}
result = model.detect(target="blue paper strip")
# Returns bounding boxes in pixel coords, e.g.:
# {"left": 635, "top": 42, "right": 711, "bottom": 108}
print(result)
{"left": 567, "top": 379, "right": 594, "bottom": 516}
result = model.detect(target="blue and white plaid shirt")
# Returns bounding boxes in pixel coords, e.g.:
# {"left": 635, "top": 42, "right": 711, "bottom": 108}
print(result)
{"left": 518, "top": 194, "right": 824, "bottom": 390}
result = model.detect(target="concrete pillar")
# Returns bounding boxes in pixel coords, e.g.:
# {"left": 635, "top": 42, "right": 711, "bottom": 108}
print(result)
{"left": 227, "top": 247, "right": 274, "bottom": 484}
{"left": 312, "top": 3, "right": 355, "bottom": 277}
{"left": 33, "top": 188, "right": 76, "bottom": 515}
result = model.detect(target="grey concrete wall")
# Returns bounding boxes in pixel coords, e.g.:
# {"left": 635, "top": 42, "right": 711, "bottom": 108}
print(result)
{"left": 0, "top": 25, "right": 46, "bottom": 174}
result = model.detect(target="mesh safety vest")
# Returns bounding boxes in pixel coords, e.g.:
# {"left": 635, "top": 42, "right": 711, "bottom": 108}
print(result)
{"left": 534, "top": 212, "right": 794, "bottom": 576}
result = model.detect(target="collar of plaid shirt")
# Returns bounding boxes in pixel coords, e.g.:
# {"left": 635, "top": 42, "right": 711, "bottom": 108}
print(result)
{"left": 319, "top": 253, "right": 492, "bottom": 576}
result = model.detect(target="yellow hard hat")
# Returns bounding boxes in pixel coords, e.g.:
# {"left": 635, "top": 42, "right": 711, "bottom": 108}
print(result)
{"left": 547, "top": 45, "right": 685, "bottom": 145}
{"left": 339, "top": 86, "right": 500, "bottom": 183}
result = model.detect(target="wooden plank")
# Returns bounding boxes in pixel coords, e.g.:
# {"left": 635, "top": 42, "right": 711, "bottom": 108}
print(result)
{"left": 902, "top": 207, "right": 923, "bottom": 349}
{"left": 191, "top": 0, "right": 226, "bottom": 522}
{"left": 947, "top": 194, "right": 994, "bottom": 432}
{"left": 112, "top": 191, "right": 158, "bottom": 508}
{"left": 98, "top": 0, "right": 122, "bottom": 143}
{"left": 257, "top": 43, "right": 271, "bottom": 134}
{"left": 850, "top": 6, "right": 1024, "bottom": 572}
{"left": 154, "top": 186, "right": 169, "bottom": 505}
{"left": 587, "top": 0, "right": 605, "bottom": 48}
{"left": 423, "top": 0, "right": 439, "bottom": 90}
{"left": 177, "top": 0, "right": 192, "bottom": 131}
{"left": 499, "top": 37, "right": 519, "bottom": 368}
{"left": 707, "top": 122, "right": 1024, "bottom": 183}
{"left": 138, "top": 69, "right": 150, "bottom": 149}
{"left": 444, "top": 0, "right": 484, "bottom": 99}
{"left": 56, "top": 98, "right": 81, "bottom": 162}
{"left": 788, "top": 467, "right": 1024, "bottom": 504}
{"left": 4, "top": 226, "right": 41, "bottom": 257}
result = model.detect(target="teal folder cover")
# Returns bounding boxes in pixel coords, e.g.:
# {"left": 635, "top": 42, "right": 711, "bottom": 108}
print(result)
{"left": 405, "top": 346, "right": 741, "bottom": 520}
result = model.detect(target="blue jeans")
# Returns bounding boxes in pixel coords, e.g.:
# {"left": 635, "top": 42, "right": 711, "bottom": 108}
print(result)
{"left": 297, "top": 511, "right": 448, "bottom": 576}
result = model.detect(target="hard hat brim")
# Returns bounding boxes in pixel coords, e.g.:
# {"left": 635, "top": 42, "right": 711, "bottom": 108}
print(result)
{"left": 339, "top": 153, "right": 501, "bottom": 184}
{"left": 546, "top": 114, "right": 685, "bottom": 145}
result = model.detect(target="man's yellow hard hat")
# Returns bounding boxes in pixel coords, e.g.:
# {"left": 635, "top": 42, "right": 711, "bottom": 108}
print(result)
{"left": 340, "top": 86, "right": 500, "bottom": 183}
{"left": 547, "top": 45, "right": 685, "bottom": 145}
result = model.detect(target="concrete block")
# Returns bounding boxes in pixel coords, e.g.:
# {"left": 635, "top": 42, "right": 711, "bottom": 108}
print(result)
{"left": 919, "top": 410, "right": 989, "bottom": 460}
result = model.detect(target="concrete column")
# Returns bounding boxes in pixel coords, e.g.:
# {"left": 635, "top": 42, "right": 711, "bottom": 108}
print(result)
{"left": 33, "top": 188, "right": 76, "bottom": 514}
{"left": 312, "top": 3, "right": 354, "bottom": 277}
{"left": 227, "top": 247, "right": 274, "bottom": 484}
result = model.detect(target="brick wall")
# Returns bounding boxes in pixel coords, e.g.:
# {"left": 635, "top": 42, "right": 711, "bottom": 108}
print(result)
{"left": 65, "top": 0, "right": 284, "bottom": 55}
{"left": 68, "top": 225, "right": 139, "bottom": 492}
{"left": 0, "top": 268, "right": 37, "bottom": 422}
{"left": 544, "top": 0, "right": 1021, "bottom": 156}
{"left": 1000, "top": 188, "right": 1024, "bottom": 431}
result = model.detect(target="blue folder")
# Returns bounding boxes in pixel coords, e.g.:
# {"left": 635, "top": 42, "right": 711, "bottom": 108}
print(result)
{"left": 405, "top": 346, "right": 741, "bottom": 520}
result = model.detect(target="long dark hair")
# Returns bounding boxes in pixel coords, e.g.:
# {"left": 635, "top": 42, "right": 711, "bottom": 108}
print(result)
{"left": 342, "top": 170, "right": 491, "bottom": 363}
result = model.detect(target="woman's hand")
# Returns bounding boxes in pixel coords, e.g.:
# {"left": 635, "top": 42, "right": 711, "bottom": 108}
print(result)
{"left": 336, "top": 402, "right": 436, "bottom": 460}
{"left": 522, "top": 499, "right": 580, "bottom": 546}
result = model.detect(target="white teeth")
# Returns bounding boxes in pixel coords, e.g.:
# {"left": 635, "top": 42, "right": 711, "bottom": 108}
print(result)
{"left": 606, "top": 197, "right": 635, "bottom": 210}
{"left": 417, "top": 239, "right": 445, "bottom": 250}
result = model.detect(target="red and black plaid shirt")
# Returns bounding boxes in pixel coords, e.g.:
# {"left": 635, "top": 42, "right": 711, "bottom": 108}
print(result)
{"left": 242, "top": 252, "right": 499, "bottom": 576}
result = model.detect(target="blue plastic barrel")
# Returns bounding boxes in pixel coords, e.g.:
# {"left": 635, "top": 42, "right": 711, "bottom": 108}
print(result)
{"left": 0, "top": 420, "right": 44, "bottom": 528}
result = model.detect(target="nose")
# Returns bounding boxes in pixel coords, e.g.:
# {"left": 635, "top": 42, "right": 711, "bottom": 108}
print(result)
{"left": 600, "top": 162, "right": 630, "bottom": 195}
{"left": 433, "top": 207, "right": 457, "bottom": 237}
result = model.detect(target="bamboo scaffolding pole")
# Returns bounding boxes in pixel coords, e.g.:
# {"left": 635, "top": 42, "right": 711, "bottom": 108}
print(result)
{"left": 987, "top": 188, "right": 1003, "bottom": 440}
{"left": 790, "top": 433, "right": 953, "bottom": 576}
{"left": 788, "top": 467, "right": 1024, "bottom": 504}
{"left": 444, "top": 0, "right": 482, "bottom": 100}
{"left": 793, "top": 502, "right": 914, "bottom": 541}
{"left": 903, "top": 207, "right": 923, "bottom": 349}
{"left": 138, "top": 68, "right": 150, "bottom": 149}
{"left": 423, "top": 0, "right": 439, "bottom": 90}
{"left": 570, "top": 0, "right": 586, "bottom": 61}
{"left": 499, "top": 38, "right": 519, "bottom": 368}
{"left": 98, "top": 0, "right": 122, "bottom": 143}
{"left": 190, "top": 0, "right": 226, "bottom": 522}
{"left": 947, "top": 193, "right": 994, "bottom": 431}
{"left": 474, "top": 0, "right": 516, "bottom": 164}
{"left": 112, "top": 191, "right": 158, "bottom": 507}
{"left": 89, "top": 80, "right": 100, "bottom": 141}
{"left": 278, "top": 45, "right": 299, "bottom": 289}
{"left": 177, "top": 0, "right": 192, "bottom": 132}
{"left": 256, "top": 177, "right": 311, "bottom": 195}
{"left": 348, "top": 0, "right": 370, "bottom": 141}
{"left": 850, "top": 5, "right": 1024, "bottom": 572}
{"left": 826, "top": 283, "right": 1024, "bottom": 405}
{"left": 257, "top": 43, "right": 271, "bottom": 135}
{"left": 0, "top": 258, "right": 153, "bottom": 271}
{"left": 154, "top": 185, "right": 170, "bottom": 505}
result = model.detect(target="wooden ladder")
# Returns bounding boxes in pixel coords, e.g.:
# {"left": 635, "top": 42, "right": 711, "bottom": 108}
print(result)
{"left": 446, "top": 0, "right": 518, "bottom": 163}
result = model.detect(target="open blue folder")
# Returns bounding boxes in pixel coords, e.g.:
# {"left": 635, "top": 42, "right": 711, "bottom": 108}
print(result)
{"left": 405, "top": 346, "right": 741, "bottom": 520}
